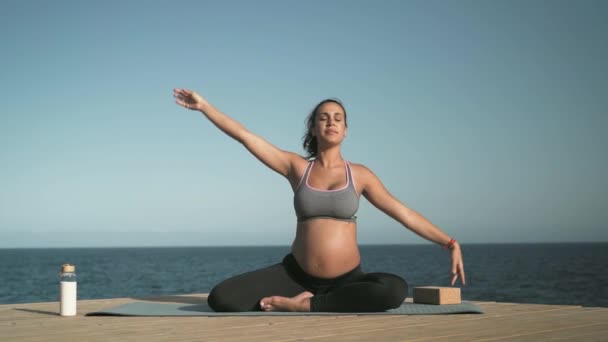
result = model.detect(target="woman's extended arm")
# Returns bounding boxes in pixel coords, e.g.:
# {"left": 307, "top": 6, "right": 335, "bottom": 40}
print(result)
{"left": 174, "top": 88, "right": 303, "bottom": 178}
{"left": 357, "top": 164, "right": 466, "bottom": 286}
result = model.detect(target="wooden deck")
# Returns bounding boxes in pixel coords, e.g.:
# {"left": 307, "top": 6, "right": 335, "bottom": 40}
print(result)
{"left": 1, "top": 294, "right": 607, "bottom": 341}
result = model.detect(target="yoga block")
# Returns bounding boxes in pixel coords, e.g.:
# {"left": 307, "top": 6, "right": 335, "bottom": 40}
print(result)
{"left": 413, "top": 286, "right": 461, "bottom": 305}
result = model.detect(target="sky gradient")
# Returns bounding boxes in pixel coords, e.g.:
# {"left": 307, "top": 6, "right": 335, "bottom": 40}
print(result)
{"left": 1, "top": 0, "right": 607, "bottom": 247}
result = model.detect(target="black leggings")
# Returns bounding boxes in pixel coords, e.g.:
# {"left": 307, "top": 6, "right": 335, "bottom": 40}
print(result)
{"left": 207, "top": 253, "right": 408, "bottom": 312}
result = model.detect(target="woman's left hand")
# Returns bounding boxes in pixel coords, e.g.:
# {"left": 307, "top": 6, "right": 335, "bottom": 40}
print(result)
{"left": 449, "top": 242, "right": 466, "bottom": 286}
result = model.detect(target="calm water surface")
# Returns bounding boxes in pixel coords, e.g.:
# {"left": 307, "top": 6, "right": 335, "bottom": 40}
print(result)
{"left": 1, "top": 243, "right": 606, "bottom": 307}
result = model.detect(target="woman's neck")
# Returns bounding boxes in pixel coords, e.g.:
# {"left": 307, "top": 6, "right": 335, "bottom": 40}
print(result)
{"left": 315, "top": 147, "right": 343, "bottom": 168}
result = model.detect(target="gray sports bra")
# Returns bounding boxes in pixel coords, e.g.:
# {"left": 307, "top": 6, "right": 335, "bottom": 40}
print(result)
{"left": 293, "top": 160, "right": 359, "bottom": 223}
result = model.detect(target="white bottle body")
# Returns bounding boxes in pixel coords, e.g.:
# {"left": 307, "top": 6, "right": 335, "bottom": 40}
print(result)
{"left": 60, "top": 281, "right": 77, "bottom": 316}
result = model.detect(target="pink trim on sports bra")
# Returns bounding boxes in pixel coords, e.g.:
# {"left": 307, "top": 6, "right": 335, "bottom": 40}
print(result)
{"left": 304, "top": 160, "right": 350, "bottom": 192}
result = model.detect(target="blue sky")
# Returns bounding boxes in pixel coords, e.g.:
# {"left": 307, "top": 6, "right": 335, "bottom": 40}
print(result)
{"left": 1, "top": 0, "right": 606, "bottom": 247}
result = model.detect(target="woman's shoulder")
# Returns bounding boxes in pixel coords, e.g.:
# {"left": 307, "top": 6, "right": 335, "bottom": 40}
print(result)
{"left": 347, "top": 162, "right": 387, "bottom": 195}
{"left": 282, "top": 151, "right": 308, "bottom": 165}
{"left": 288, "top": 153, "right": 312, "bottom": 174}
{"left": 347, "top": 161, "right": 382, "bottom": 194}
{"left": 347, "top": 161, "right": 379, "bottom": 182}
{"left": 347, "top": 161, "right": 373, "bottom": 174}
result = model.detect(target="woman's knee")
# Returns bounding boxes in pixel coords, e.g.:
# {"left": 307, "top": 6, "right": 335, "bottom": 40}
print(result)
{"left": 370, "top": 273, "right": 408, "bottom": 309}
{"left": 207, "top": 282, "right": 248, "bottom": 312}
{"left": 206, "top": 262, "right": 287, "bottom": 312}
{"left": 206, "top": 284, "right": 227, "bottom": 312}
{"left": 387, "top": 274, "right": 408, "bottom": 307}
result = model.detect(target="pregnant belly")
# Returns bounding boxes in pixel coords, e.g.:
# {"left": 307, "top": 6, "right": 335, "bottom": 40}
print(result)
{"left": 291, "top": 219, "right": 361, "bottom": 278}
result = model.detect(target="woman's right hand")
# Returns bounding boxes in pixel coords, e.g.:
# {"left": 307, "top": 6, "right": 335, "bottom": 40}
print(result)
{"left": 174, "top": 88, "right": 208, "bottom": 111}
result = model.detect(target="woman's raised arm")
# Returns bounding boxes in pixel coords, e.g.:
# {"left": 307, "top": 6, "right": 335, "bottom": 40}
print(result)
{"left": 174, "top": 88, "right": 303, "bottom": 178}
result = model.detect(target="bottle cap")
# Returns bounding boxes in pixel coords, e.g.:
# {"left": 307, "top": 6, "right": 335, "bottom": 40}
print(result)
{"left": 61, "top": 264, "right": 76, "bottom": 273}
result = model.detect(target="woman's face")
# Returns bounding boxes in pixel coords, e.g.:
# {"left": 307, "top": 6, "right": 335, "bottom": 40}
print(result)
{"left": 312, "top": 102, "right": 347, "bottom": 146}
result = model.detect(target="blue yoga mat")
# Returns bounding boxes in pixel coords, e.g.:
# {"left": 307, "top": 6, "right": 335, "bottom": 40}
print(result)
{"left": 86, "top": 301, "right": 483, "bottom": 316}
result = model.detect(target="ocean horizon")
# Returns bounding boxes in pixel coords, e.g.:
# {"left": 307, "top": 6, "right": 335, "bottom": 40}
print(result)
{"left": 1, "top": 242, "right": 606, "bottom": 308}
{"left": 2, "top": 241, "right": 604, "bottom": 249}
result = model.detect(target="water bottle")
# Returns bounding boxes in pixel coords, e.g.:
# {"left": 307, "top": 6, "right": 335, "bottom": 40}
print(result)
{"left": 60, "top": 264, "right": 77, "bottom": 316}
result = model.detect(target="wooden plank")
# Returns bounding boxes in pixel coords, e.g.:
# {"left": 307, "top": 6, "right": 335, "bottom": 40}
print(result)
{"left": 278, "top": 307, "right": 607, "bottom": 342}
{"left": 472, "top": 322, "right": 608, "bottom": 341}
{"left": 1, "top": 294, "right": 606, "bottom": 342}
{"left": 2, "top": 314, "right": 378, "bottom": 340}
{"left": 410, "top": 307, "right": 608, "bottom": 342}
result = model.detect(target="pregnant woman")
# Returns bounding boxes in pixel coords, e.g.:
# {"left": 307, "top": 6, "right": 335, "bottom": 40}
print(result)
{"left": 174, "top": 88, "right": 465, "bottom": 312}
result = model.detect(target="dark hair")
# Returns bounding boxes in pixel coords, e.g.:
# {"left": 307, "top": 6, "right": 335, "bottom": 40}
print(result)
{"left": 302, "top": 98, "right": 348, "bottom": 159}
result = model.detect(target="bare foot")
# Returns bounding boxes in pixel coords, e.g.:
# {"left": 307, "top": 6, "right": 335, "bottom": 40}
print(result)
{"left": 260, "top": 291, "right": 313, "bottom": 312}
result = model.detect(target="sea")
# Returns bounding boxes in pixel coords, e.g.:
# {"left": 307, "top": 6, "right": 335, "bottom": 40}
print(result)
{"left": 1, "top": 243, "right": 606, "bottom": 307}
